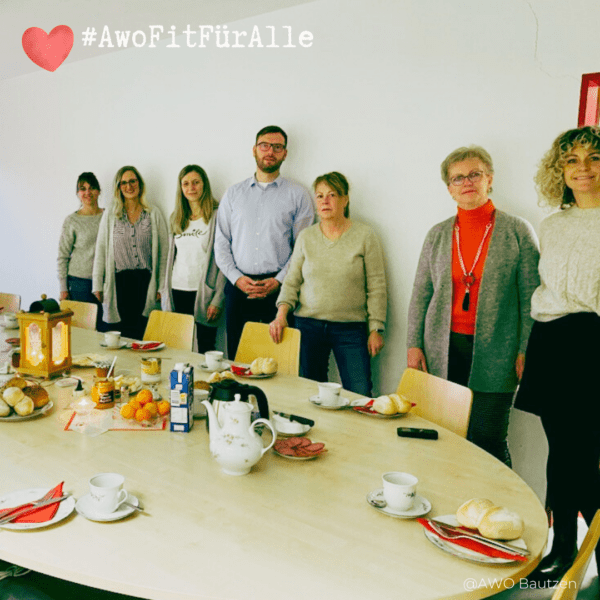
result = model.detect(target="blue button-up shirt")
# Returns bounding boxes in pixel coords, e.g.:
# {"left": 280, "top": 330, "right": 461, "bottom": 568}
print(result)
{"left": 215, "top": 175, "right": 314, "bottom": 284}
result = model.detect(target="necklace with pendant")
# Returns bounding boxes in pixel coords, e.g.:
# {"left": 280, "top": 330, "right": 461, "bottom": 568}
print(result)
{"left": 454, "top": 217, "right": 493, "bottom": 311}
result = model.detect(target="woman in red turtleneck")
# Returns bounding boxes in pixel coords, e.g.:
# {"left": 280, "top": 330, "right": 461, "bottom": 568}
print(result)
{"left": 406, "top": 146, "right": 540, "bottom": 466}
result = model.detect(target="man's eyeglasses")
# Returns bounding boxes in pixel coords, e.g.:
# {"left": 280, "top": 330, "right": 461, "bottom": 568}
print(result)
{"left": 449, "top": 171, "right": 484, "bottom": 186}
{"left": 257, "top": 142, "right": 286, "bottom": 153}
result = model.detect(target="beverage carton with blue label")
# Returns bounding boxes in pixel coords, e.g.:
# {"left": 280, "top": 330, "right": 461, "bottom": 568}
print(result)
{"left": 170, "top": 363, "right": 194, "bottom": 432}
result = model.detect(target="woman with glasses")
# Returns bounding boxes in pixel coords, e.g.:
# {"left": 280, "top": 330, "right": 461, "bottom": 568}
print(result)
{"left": 162, "top": 165, "right": 225, "bottom": 353}
{"left": 269, "top": 172, "right": 387, "bottom": 396}
{"left": 93, "top": 166, "right": 168, "bottom": 340}
{"left": 515, "top": 126, "right": 600, "bottom": 583}
{"left": 57, "top": 172, "right": 106, "bottom": 330}
{"left": 407, "top": 146, "right": 539, "bottom": 465}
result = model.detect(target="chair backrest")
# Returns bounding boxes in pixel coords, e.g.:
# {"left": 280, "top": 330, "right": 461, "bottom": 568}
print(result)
{"left": 234, "top": 322, "right": 300, "bottom": 376}
{"left": 552, "top": 510, "right": 600, "bottom": 600}
{"left": 396, "top": 368, "right": 473, "bottom": 438}
{"left": 0, "top": 292, "right": 21, "bottom": 313}
{"left": 60, "top": 300, "right": 98, "bottom": 330}
{"left": 143, "top": 310, "right": 195, "bottom": 351}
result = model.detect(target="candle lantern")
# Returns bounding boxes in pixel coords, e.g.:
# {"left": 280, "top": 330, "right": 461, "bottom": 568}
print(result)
{"left": 16, "top": 295, "right": 73, "bottom": 379}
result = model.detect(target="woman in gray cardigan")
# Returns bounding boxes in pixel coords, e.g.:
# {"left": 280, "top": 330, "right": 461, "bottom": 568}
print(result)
{"left": 162, "top": 165, "right": 225, "bottom": 353}
{"left": 407, "top": 146, "right": 539, "bottom": 465}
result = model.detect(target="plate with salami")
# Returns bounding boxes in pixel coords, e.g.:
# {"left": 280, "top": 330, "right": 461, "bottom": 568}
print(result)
{"left": 273, "top": 437, "right": 327, "bottom": 460}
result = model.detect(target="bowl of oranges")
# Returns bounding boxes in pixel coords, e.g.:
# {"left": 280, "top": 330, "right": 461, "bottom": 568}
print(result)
{"left": 119, "top": 388, "right": 170, "bottom": 425}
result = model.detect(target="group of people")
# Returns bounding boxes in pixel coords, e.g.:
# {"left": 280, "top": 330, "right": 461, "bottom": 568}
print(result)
{"left": 58, "top": 123, "right": 600, "bottom": 584}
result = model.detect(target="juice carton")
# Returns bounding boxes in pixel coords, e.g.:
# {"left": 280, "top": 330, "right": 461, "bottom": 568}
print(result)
{"left": 170, "top": 363, "right": 194, "bottom": 432}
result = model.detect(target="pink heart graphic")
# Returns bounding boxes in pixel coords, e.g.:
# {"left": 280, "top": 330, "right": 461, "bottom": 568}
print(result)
{"left": 22, "top": 25, "right": 73, "bottom": 72}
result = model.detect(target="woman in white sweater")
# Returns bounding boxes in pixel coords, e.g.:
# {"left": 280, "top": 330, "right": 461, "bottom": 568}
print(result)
{"left": 516, "top": 126, "right": 600, "bottom": 584}
{"left": 270, "top": 172, "right": 387, "bottom": 396}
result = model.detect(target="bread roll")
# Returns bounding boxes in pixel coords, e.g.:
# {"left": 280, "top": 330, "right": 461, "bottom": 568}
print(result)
{"left": 478, "top": 506, "right": 524, "bottom": 541}
{"left": 456, "top": 498, "right": 495, "bottom": 529}
{"left": 390, "top": 393, "right": 412, "bottom": 414}
{"left": 3, "top": 386, "right": 25, "bottom": 407}
{"left": 261, "top": 358, "right": 278, "bottom": 374}
{"left": 14, "top": 396, "right": 34, "bottom": 416}
{"left": 250, "top": 358, "right": 264, "bottom": 375}
{"left": 220, "top": 371, "right": 236, "bottom": 380}
{"left": 372, "top": 395, "right": 397, "bottom": 415}
{"left": 23, "top": 385, "right": 49, "bottom": 408}
{"left": 3, "top": 377, "right": 27, "bottom": 390}
{"left": 0, "top": 398, "right": 10, "bottom": 417}
{"left": 207, "top": 372, "right": 222, "bottom": 384}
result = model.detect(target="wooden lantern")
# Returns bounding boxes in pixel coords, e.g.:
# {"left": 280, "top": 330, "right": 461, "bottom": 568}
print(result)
{"left": 16, "top": 297, "right": 73, "bottom": 379}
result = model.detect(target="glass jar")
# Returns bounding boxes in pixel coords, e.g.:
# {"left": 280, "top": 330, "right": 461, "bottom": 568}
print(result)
{"left": 141, "top": 357, "right": 161, "bottom": 383}
{"left": 92, "top": 377, "right": 115, "bottom": 409}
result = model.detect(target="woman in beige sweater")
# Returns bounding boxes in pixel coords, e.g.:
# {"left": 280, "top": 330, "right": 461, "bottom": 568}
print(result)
{"left": 270, "top": 172, "right": 387, "bottom": 396}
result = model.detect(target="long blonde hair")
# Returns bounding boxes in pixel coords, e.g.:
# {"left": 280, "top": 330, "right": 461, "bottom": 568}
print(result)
{"left": 170, "top": 165, "right": 218, "bottom": 235}
{"left": 112, "top": 166, "right": 151, "bottom": 217}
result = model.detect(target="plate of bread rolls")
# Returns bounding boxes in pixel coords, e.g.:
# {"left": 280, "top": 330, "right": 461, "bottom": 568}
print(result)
{"left": 0, "top": 377, "right": 53, "bottom": 421}
{"left": 350, "top": 393, "right": 414, "bottom": 418}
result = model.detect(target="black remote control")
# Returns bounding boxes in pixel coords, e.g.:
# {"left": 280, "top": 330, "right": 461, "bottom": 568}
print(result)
{"left": 397, "top": 427, "right": 438, "bottom": 440}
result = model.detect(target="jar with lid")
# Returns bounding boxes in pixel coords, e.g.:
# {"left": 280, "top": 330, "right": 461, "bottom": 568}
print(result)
{"left": 141, "top": 357, "right": 161, "bottom": 383}
{"left": 92, "top": 377, "right": 115, "bottom": 409}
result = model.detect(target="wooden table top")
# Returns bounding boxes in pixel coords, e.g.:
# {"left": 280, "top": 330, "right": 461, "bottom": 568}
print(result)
{"left": 0, "top": 327, "right": 548, "bottom": 600}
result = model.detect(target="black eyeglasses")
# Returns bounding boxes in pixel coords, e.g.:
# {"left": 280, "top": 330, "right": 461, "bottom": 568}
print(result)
{"left": 120, "top": 179, "right": 139, "bottom": 188}
{"left": 449, "top": 171, "right": 484, "bottom": 186}
{"left": 257, "top": 142, "right": 286, "bottom": 153}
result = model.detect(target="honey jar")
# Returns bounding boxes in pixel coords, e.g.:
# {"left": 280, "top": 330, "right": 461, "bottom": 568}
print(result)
{"left": 92, "top": 377, "right": 115, "bottom": 409}
{"left": 141, "top": 357, "right": 161, "bottom": 383}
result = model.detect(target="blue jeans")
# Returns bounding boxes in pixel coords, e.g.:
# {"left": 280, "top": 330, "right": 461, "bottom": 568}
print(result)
{"left": 295, "top": 316, "right": 372, "bottom": 396}
{"left": 66, "top": 275, "right": 106, "bottom": 332}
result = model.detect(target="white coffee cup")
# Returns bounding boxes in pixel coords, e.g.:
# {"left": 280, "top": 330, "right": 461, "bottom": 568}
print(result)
{"left": 382, "top": 472, "right": 418, "bottom": 511}
{"left": 104, "top": 331, "right": 121, "bottom": 348}
{"left": 89, "top": 473, "right": 128, "bottom": 514}
{"left": 3, "top": 313, "right": 18, "bottom": 328}
{"left": 205, "top": 350, "right": 224, "bottom": 370}
{"left": 317, "top": 382, "right": 342, "bottom": 405}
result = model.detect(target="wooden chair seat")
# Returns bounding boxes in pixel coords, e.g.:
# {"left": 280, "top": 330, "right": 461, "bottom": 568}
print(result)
{"left": 60, "top": 300, "right": 98, "bottom": 331}
{"left": 143, "top": 310, "right": 195, "bottom": 351}
{"left": 234, "top": 322, "right": 300, "bottom": 376}
{"left": 0, "top": 292, "right": 21, "bottom": 313}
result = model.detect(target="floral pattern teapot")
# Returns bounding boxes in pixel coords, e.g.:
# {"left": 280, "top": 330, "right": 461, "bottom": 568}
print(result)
{"left": 202, "top": 394, "right": 276, "bottom": 476}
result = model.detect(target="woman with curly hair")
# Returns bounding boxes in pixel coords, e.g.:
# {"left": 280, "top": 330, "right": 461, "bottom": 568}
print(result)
{"left": 93, "top": 166, "right": 168, "bottom": 340}
{"left": 407, "top": 145, "right": 540, "bottom": 466}
{"left": 516, "top": 125, "right": 600, "bottom": 583}
{"left": 162, "top": 165, "right": 225, "bottom": 353}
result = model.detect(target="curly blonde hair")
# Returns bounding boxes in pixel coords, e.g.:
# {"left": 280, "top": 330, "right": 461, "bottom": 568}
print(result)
{"left": 535, "top": 126, "right": 600, "bottom": 209}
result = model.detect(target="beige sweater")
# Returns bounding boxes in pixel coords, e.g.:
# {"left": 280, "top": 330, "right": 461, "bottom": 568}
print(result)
{"left": 276, "top": 221, "right": 387, "bottom": 331}
{"left": 532, "top": 206, "right": 600, "bottom": 321}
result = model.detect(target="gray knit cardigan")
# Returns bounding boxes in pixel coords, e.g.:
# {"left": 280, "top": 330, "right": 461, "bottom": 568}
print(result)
{"left": 406, "top": 210, "right": 540, "bottom": 393}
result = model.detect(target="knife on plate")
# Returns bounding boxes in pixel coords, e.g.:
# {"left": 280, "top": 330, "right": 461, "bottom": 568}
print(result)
{"left": 273, "top": 411, "right": 315, "bottom": 427}
{"left": 0, "top": 494, "right": 71, "bottom": 525}
{"left": 429, "top": 519, "right": 530, "bottom": 555}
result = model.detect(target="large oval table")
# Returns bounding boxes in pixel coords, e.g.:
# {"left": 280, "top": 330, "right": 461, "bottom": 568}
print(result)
{"left": 0, "top": 327, "right": 548, "bottom": 600}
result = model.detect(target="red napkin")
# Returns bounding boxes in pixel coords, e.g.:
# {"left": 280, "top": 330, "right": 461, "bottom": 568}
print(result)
{"left": 352, "top": 399, "right": 416, "bottom": 414}
{"left": 132, "top": 341, "right": 161, "bottom": 350}
{"left": 416, "top": 518, "right": 527, "bottom": 562}
{"left": 0, "top": 482, "right": 64, "bottom": 524}
{"left": 231, "top": 364, "right": 251, "bottom": 376}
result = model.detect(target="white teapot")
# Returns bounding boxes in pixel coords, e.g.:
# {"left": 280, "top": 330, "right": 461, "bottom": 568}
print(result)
{"left": 202, "top": 394, "right": 276, "bottom": 476}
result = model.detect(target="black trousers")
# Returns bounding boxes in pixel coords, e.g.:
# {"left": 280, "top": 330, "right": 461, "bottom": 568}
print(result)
{"left": 171, "top": 289, "right": 218, "bottom": 355}
{"left": 517, "top": 313, "right": 600, "bottom": 551}
{"left": 447, "top": 332, "right": 514, "bottom": 466}
{"left": 224, "top": 275, "right": 284, "bottom": 360}
{"left": 114, "top": 269, "right": 151, "bottom": 341}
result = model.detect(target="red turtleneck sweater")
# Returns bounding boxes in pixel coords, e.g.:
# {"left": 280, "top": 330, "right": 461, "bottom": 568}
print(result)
{"left": 451, "top": 200, "right": 496, "bottom": 335}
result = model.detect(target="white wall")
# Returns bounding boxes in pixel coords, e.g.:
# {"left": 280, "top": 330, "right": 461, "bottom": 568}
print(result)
{"left": 2, "top": 0, "right": 598, "bottom": 497}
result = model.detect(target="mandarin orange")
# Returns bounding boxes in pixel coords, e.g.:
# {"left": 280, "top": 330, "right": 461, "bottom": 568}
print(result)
{"left": 157, "top": 400, "right": 170, "bottom": 416}
{"left": 120, "top": 404, "right": 135, "bottom": 419}
{"left": 135, "top": 407, "right": 151, "bottom": 422}
{"left": 145, "top": 401, "right": 158, "bottom": 416}
{"left": 136, "top": 389, "right": 153, "bottom": 406}
{"left": 128, "top": 399, "right": 142, "bottom": 411}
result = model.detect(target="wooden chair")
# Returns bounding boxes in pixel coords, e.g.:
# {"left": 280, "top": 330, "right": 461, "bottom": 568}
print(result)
{"left": 396, "top": 368, "right": 473, "bottom": 438}
{"left": 234, "top": 322, "right": 300, "bottom": 376}
{"left": 60, "top": 300, "right": 98, "bottom": 330}
{"left": 143, "top": 310, "right": 195, "bottom": 351}
{"left": 0, "top": 292, "right": 21, "bottom": 313}
{"left": 551, "top": 510, "right": 600, "bottom": 600}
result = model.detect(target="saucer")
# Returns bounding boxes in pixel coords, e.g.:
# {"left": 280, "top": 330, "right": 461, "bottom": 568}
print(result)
{"left": 99, "top": 341, "right": 128, "bottom": 349}
{"left": 366, "top": 489, "right": 431, "bottom": 519}
{"left": 199, "top": 360, "right": 232, "bottom": 373}
{"left": 308, "top": 395, "right": 350, "bottom": 410}
{"left": 75, "top": 493, "right": 139, "bottom": 522}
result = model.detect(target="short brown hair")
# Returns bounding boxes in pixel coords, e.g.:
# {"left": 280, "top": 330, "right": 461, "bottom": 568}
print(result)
{"left": 313, "top": 171, "right": 350, "bottom": 218}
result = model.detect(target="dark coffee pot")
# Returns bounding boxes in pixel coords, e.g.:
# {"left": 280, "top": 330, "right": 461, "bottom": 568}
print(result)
{"left": 207, "top": 379, "right": 270, "bottom": 427}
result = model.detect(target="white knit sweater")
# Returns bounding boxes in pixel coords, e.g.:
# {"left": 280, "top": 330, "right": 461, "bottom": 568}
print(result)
{"left": 531, "top": 206, "right": 600, "bottom": 321}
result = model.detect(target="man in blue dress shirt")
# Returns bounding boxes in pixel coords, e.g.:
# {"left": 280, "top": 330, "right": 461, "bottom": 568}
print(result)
{"left": 215, "top": 125, "right": 314, "bottom": 359}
